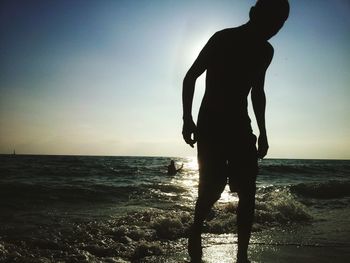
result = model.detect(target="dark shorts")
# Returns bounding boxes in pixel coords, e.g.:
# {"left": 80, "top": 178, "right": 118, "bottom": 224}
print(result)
{"left": 197, "top": 133, "right": 258, "bottom": 196}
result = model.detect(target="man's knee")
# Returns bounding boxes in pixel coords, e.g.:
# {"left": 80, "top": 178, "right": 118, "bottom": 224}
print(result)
{"left": 237, "top": 189, "right": 256, "bottom": 225}
{"left": 238, "top": 180, "right": 256, "bottom": 196}
{"left": 198, "top": 181, "right": 226, "bottom": 203}
{"left": 198, "top": 188, "right": 222, "bottom": 204}
{"left": 237, "top": 183, "right": 256, "bottom": 209}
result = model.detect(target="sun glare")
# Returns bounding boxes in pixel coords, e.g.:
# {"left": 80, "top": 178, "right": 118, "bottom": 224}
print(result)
{"left": 186, "top": 35, "right": 211, "bottom": 63}
{"left": 182, "top": 156, "right": 238, "bottom": 203}
{"left": 186, "top": 156, "right": 198, "bottom": 170}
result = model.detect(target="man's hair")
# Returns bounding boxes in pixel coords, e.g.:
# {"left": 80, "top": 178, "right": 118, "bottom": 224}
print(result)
{"left": 254, "top": 0, "right": 290, "bottom": 21}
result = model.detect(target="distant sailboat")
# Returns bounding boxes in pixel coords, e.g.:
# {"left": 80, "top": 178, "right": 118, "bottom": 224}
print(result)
{"left": 13, "top": 149, "right": 16, "bottom": 155}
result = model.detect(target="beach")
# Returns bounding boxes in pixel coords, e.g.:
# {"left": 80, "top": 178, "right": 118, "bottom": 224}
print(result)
{"left": 0, "top": 155, "right": 349, "bottom": 262}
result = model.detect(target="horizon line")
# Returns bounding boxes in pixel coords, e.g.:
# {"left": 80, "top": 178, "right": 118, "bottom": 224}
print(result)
{"left": 1, "top": 153, "right": 349, "bottom": 161}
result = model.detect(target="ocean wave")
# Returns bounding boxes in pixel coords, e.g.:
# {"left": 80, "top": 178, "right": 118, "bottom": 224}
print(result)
{"left": 260, "top": 164, "right": 316, "bottom": 175}
{"left": 290, "top": 180, "right": 350, "bottom": 199}
{"left": 114, "top": 188, "right": 312, "bottom": 240}
{"left": 260, "top": 161, "right": 350, "bottom": 177}
{"left": 104, "top": 190, "right": 312, "bottom": 260}
{"left": 151, "top": 183, "right": 188, "bottom": 194}
{"left": 255, "top": 188, "right": 312, "bottom": 224}
{"left": 0, "top": 180, "right": 191, "bottom": 210}
{"left": 0, "top": 182, "right": 150, "bottom": 205}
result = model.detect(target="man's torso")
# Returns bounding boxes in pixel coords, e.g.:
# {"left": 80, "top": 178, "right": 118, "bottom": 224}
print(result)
{"left": 197, "top": 26, "right": 272, "bottom": 137}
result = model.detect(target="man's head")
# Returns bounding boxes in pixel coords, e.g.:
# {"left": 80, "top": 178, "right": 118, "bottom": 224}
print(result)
{"left": 249, "top": 0, "right": 289, "bottom": 40}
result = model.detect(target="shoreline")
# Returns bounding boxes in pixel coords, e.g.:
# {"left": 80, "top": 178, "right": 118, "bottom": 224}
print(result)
{"left": 137, "top": 233, "right": 350, "bottom": 263}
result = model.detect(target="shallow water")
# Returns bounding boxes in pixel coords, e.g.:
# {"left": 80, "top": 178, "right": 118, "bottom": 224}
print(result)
{"left": 0, "top": 155, "right": 349, "bottom": 262}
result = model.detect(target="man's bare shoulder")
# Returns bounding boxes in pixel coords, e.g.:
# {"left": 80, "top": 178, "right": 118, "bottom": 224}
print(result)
{"left": 208, "top": 27, "right": 243, "bottom": 47}
{"left": 214, "top": 27, "right": 241, "bottom": 37}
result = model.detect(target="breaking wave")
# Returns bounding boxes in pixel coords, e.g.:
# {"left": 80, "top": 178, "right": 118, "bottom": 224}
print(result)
{"left": 290, "top": 180, "right": 350, "bottom": 199}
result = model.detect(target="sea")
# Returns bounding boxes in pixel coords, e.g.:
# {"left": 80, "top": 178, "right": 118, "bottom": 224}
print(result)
{"left": 0, "top": 155, "right": 349, "bottom": 263}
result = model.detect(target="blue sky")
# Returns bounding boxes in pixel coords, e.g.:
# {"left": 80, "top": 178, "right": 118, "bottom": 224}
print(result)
{"left": 0, "top": 0, "right": 349, "bottom": 159}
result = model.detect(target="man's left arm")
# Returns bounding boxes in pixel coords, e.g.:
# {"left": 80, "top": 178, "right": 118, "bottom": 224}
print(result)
{"left": 251, "top": 45, "right": 274, "bottom": 159}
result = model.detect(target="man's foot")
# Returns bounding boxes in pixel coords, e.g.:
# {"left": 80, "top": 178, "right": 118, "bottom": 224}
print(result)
{"left": 188, "top": 227, "right": 202, "bottom": 263}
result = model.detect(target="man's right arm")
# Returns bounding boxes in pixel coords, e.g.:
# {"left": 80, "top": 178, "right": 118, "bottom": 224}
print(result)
{"left": 182, "top": 66, "right": 202, "bottom": 148}
{"left": 182, "top": 33, "right": 216, "bottom": 147}
{"left": 251, "top": 44, "right": 274, "bottom": 158}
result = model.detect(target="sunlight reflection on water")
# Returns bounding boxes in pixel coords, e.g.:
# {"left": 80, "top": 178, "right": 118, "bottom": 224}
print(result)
{"left": 173, "top": 157, "right": 239, "bottom": 204}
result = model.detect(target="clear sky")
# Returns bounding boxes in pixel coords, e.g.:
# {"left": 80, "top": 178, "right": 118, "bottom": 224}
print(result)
{"left": 0, "top": 0, "right": 349, "bottom": 159}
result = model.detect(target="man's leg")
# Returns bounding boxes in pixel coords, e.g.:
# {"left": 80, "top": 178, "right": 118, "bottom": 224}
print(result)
{"left": 188, "top": 181, "right": 226, "bottom": 262}
{"left": 230, "top": 133, "right": 258, "bottom": 263}
{"left": 193, "top": 188, "right": 222, "bottom": 230}
{"left": 236, "top": 184, "right": 256, "bottom": 263}
{"left": 188, "top": 139, "right": 226, "bottom": 262}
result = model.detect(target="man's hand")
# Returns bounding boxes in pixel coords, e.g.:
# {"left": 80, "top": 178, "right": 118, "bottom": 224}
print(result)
{"left": 182, "top": 119, "right": 197, "bottom": 148}
{"left": 257, "top": 133, "right": 269, "bottom": 159}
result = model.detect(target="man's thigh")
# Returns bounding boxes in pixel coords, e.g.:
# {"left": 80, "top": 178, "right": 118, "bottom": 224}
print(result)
{"left": 197, "top": 140, "right": 227, "bottom": 198}
{"left": 227, "top": 134, "right": 258, "bottom": 193}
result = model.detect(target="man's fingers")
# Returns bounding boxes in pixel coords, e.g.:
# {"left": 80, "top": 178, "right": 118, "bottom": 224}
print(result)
{"left": 257, "top": 146, "right": 268, "bottom": 159}
{"left": 183, "top": 132, "right": 196, "bottom": 148}
{"left": 185, "top": 138, "right": 196, "bottom": 148}
{"left": 257, "top": 152, "right": 266, "bottom": 159}
{"left": 182, "top": 121, "right": 197, "bottom": 148}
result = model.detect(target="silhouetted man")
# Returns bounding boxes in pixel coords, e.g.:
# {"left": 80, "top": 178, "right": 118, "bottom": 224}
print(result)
{"left": 182, "top": 1, "right": 289, "bottom": 262}
{"left": 167, "top": 160, "right": 183, "bottom": 175}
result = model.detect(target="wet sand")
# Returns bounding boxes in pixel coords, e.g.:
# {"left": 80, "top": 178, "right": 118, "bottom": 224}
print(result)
{"left": 138, "top": 233, "right": 350, "bottom": 263}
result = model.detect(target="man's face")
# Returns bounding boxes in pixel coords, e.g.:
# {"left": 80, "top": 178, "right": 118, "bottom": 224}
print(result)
{"left": 258, "top": 16, "right": 286, "bottom": 40}
{"left": 251, "top": 6, "right": 288, "bottom": 40}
